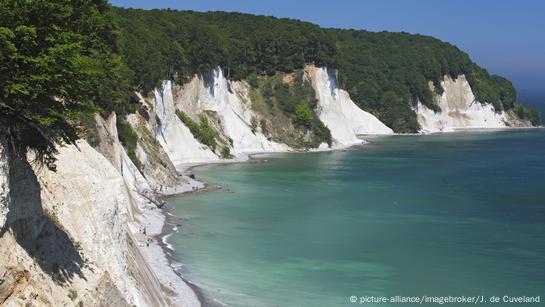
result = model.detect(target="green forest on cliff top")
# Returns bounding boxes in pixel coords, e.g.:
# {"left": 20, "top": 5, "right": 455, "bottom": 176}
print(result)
{"left": 0, "top": 1, "right": 539, "bottom": 166}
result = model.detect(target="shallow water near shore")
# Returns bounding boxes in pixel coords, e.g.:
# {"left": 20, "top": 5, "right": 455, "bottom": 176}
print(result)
{"left": 167, "top": 129, "right": 545, "bottom": 306}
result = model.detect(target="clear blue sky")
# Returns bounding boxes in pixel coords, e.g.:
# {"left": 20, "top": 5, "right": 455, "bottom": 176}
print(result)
{"left": 110, "top": 0, "right": 545, "bottom": 92}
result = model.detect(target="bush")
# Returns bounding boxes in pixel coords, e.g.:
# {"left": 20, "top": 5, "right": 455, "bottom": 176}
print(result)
{"left": 293, "top": 102, "right": 314, "bottom": 128}
{"left": 513, "top": 104, "right": 540, "bottom": 126}
{"left": 220, "top": 146, "right": 232, "bottom": 159}
{"left": 312, "top": 120, "right": 332, "bottom": 147}
{"left": 260, "top": 119, "right": 269, "bottom": 136}
{"left": 250, "top": 117, "right": 258, "bottom": 133}
{"left": 197, "top": 115, "right": 217, "bottom": 148}
{"left": 176, "top": 110, "right": 218, "bottom": 149}
{"left": 116, "top": 117, "right": 142, "bottom": 170}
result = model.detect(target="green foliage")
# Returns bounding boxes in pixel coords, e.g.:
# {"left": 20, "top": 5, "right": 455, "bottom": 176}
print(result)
{"left": 312, "top": 120, "right": 332, "bottom": 147}
{"left": 250, "top": 117, "right": 258, "bottom": 133}
{"left": 293, "top": 102, "right": 314, "bottom": 128}
{"left": 114, "top": 8, "right": 336, "bottom": 91}
{"left": 378, "top": 91, "right": 420, "bottom": 133}
{"left": 176, "top": 109, "right": 199, "bottom": 136}
{"left": 513, "top": 104, "right": 540, "bottom": 126}
{"left": 220, "top": 146, "right": 232, "bottom": 159}
{"left": 0, "top": 0, "right": 132, "bottom": 167}
{"left": 250, "top": 71, "right": 332, "bottom": 147}
{"left": 331, "top": 30, "right": 523, "bottom": 131}
{"left": 113, "top": 8, "right": 530, "bottom": 132}
{"left": 116, "top": 117, "right": 142, "bottom": 170}
{"left": 175, "top": 110, "right": 219, "bottom": 149}
{"left": 197, "top": 115, "right": 217, "bottom": 149}
{"left": 2, "top": 2, "right": 535, "bottom": 166}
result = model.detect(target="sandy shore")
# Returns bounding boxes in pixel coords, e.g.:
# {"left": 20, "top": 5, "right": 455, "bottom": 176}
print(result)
{"left": 131, "top": 170, "right": 207, "bottom": 307}
{"left": 131, "top": 154, "right": 244, "bottom": 307}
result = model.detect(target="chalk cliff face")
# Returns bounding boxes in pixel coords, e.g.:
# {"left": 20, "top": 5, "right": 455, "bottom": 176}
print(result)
{"left": 0, "top": 141, "right": 138, "bottom": 306}
{"left": 0, "top": 141, "right": 8, "bottom": 230}
{"left": 174, "top": 68, "right": 289, "bottom": 156}
{"left": 154, "top": 80, "right": 218, "bottom": 165}
{"left": 6, "top": 66, "right": 526, "bottom": 307}
{"left": 414, "top": 75, "right": 526, "bottom": 133}
{"left": 0, "top": 120, "right": 198, "bottom": 306}
{"left": 307, "top": 66, "right": 393, "bottom": 146}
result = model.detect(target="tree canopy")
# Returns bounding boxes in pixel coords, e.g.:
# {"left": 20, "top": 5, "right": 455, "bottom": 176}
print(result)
{"left": 113, "top": 8, "right": 532, "bottom": 132}
{"left": 0, "top": 0, "right": 129, "bottom": 168}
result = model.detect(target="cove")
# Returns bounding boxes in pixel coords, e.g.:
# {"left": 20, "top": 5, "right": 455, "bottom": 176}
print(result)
{"left": 166, "top": 130, "right": 545, "bottom": 307}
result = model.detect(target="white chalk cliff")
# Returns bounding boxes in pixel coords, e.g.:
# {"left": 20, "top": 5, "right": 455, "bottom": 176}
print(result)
{"left": 414, "top": 75, "right": 515, "bottom": 133}
{"left": 6, "top": 65, "right": 530, "bottom": 307}
{"left": 154, "top": 80, "right": 218, "bottom": 165}
{"left": 0, "top": 142, "right": 9, "bottom": 230}
{"left": 307, "top": 66, "right": 393, "bottom": 147}
{"left": 174, "top": 68, "right": 289, "bottom": 157}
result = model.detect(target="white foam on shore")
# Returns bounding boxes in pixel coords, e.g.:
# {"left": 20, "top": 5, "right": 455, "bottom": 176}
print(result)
{"left": 162, "top": 232, "right": 175, "bottom": 251}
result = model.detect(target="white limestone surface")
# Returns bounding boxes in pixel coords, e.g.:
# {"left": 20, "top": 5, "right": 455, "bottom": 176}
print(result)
{"left": 307, "top": 66, "right": 393, "bottom": 147}
{"left": 154, "top": 81, "right": 218, "bottom": 164}
{"left": 0, "top": 142, "right": 8, "bottom": 229}
{"left": 415, "top": 75, "right": 509, "bottom": 133}
{"left": 35, "top": 141, "right": 144, "bottom": 305}
{"left": 175, "top": 68, "right": 289, "bottom": 156}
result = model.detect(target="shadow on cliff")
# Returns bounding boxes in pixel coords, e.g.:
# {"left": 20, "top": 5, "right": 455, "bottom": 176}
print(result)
{"left": 1, "top": 155, "right": 85, "bottom": 283}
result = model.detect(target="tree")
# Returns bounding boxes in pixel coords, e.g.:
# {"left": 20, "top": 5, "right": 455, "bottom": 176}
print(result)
{"left": 293, "top": 102, "right": 313, "bottom": 128}
{"left": 0, "top": 0, "right": 125, "bottom": 169}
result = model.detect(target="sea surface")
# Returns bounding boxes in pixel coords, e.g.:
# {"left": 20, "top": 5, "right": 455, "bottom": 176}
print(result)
{"left": 166, "top": 128, "right": 545, "bottom": 307}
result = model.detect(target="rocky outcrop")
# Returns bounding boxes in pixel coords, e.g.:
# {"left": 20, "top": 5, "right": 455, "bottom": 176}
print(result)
{"left": 413, "top": 75, "right": 530, "bottom": 133}
{"left": 307, "top": 66, "right": 393, "bottom": 147}
{"left": 0, "top": 131, "right": 201, "bottom": 306}
{"left": 0, "top": 141, "right": 151, "bottom": 306}
{"left": 174, "top": 68, "right": 289, "bottom": 156}
{"left": 0, "top": 140, "right": 9, "bottom": 230}
{"left": 127, "top": 112, "right": 180, "bottom": 188}
{"left": 154, "top": 81, "right": 219, "bottom": 165}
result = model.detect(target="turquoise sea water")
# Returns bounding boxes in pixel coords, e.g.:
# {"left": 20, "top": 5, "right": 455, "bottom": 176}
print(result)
{"left": 167, "top": 130, "right": 545, "bottom": 307}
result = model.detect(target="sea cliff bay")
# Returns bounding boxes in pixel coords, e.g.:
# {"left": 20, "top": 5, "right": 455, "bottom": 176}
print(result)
{"left": 1, "top": 1, "right": 543, "bottom": 306}
{"left": 166, "top": 130, "right": 545, "bottom": 306}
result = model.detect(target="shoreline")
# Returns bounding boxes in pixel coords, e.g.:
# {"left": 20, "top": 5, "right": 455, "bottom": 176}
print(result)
{"left": 143, "top": 139, "right": 387, "bottom": 306}
{"left": 141, "top": 126, "right": 542, "bottom": 306}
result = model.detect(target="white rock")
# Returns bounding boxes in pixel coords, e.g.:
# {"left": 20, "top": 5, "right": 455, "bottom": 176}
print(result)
{"left": 175, "top": 68, "right": 289, "bottom": 157}
{"left": 154, "top": 81, "right": 219, "bottom": 164}
{"left": 0, "top": 141, "right": 9, "bottom": 229}
{"left": 307, "top": 66, "right": 393, "bottom": 147}
{"left": 34, "top": 141, "right": 144, "bottom": 305}
{"left": 414, "top": 75, "right": 508, "bottom": 133}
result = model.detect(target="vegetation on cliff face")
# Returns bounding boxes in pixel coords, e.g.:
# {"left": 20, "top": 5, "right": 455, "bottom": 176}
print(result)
{"left": 249, "top": 71, "right": 332, "bottom": 148}
{"left": 113, "top": 8, "right": 537, "bottom": 132}
{"left": 0, "top": 0, "right": 130, "bottom": 167}
{"left": 512, "top": 104, "right": 540, "bottom": 126}
{"left": 175, "top": 110, "right": 219, "bottom": 150}
{"left": 116, "top": 117, "right": 141, "bottom": 170}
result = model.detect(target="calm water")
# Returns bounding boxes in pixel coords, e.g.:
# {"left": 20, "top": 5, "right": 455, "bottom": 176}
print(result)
{"left": 167, "top": 130, "right": 545, "bottom": 306}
